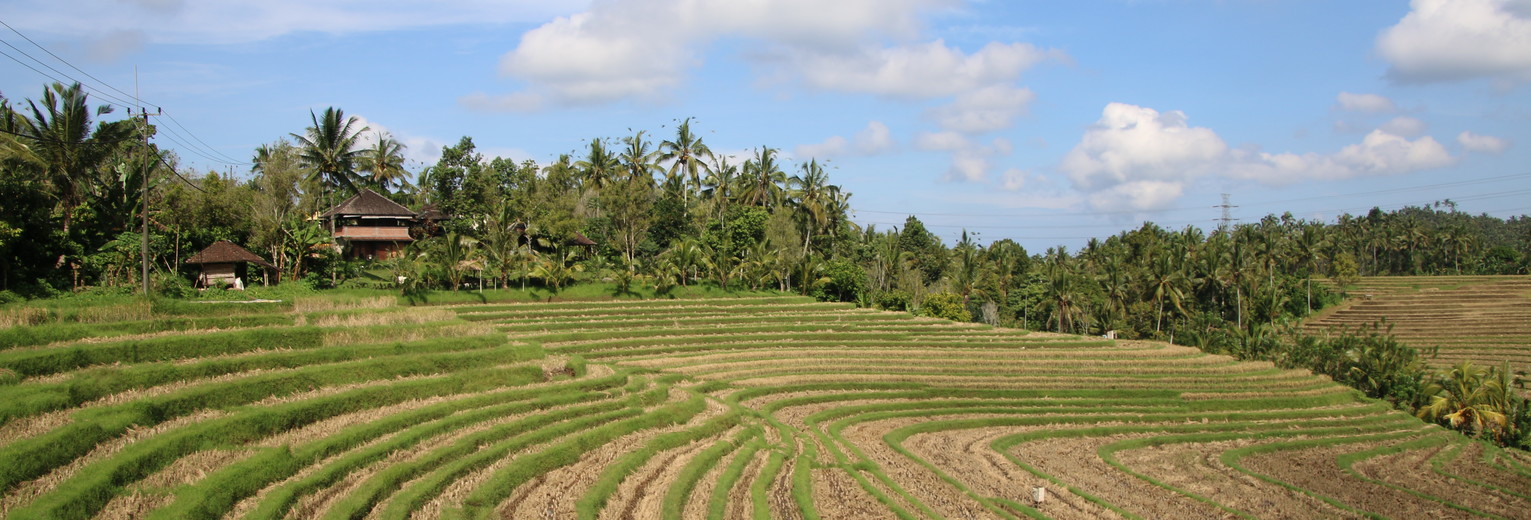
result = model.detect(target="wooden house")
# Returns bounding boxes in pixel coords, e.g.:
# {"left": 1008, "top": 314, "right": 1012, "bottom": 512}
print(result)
{"left": 320, "top": 189, "right": 417, "bottom": 260}
{"left": 184, "top": 240, "right": 276, "bottom": 289}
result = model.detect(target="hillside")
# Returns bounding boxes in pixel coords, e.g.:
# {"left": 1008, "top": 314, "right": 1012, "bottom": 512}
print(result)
{"left": 1306, "top": 276, "right": 1531, "bottom": 393}
{"left": 1, "top": 295, "right": 1527, "bottom": 519}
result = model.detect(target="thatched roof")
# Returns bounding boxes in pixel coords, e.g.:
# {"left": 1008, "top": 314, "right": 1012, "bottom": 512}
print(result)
{"left": 185, "top": 241, "right": 276, "bottom": 269}
{"left": 320, "top": 189, "right": 416, "bottom": 218}
{"left": 568, "top": 232, "right": 597, "bottom": 247}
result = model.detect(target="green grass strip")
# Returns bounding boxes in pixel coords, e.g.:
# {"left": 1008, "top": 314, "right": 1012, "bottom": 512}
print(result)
{"left": 707, "top": 435, "right": 765, "bottom": 520}
{"left": 442, "top": 390, "right": 707, "bottom": 520}
{"left": 5, "top": 364, "right": 543, "bottom": 520}
{"left": 575, "top": 402, "right": 738, "bottom": 519}
{"left": 660, "top": 426, "right": 759, "bottom": 519}
{"left": 169, "top": 370, "right": 630, "bottom": 520}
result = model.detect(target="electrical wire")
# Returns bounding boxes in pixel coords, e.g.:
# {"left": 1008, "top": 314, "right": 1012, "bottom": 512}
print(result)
{"left": 1, "top": 17, "right": 249, "bottom": 167}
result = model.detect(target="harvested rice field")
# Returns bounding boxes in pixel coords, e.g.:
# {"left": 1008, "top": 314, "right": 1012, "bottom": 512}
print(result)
{"left": 1, "top": 294, "right": 1528, "bottom": 519}
{"left": 1307, "top": 275, "right": 1531, "bottom": 394}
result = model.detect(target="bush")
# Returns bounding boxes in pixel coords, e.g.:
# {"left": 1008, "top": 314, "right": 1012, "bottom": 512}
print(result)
{"left": 874, "top": 290, "right": 911, "bottom": 312}
{"left": 920, "top": 292, "right": 972, "bottom": 322}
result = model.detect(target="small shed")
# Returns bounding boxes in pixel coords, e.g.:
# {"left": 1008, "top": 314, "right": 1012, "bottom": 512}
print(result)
{"left": 567, "top": 232, "right": 598, "bottom": 258}
{"left": 185, "top": 241, "right": 276, "bottom": 289}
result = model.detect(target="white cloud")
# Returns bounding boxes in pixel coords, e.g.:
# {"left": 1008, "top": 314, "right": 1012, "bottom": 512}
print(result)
{"left": 855, "top": 121, "right": 895, "bottom": 154}
{"left": 790, "top": 40, "right": 1060, "bottom": 98}
{"left": 928, "top": 84, "right": 1035, "bottom": 133}
{"left": 1059, "top": 103, "right": 1227, "bottom": 192}
{"left": 1334, "top": 92, "right": 1397, "bottom": 113}
{"left": 4, "top": 0, "right": 587, "bottom": 46}
{"left": 1061, "top": 102, "right": 1459, "bottom": 210}
{"left": 1377, "top": 0, "right": 1531, "bottom": 83}
{"left": 1380, "top": 116, "right": 1428, "bottom": 137}
{"left": 483, "top": 0, "right": 971, "bottom": 109}
{"left": 794, "top": 135, "right": 849, "bottom": 159}
{"left": 1086, "top": 180, "right": 1184, "bottom": 213}
{"left": 794, "top": 120, "right": 895, "bottom": 159}
{"left": 1458, "top": 131, "right": 1511, "bottom": 153}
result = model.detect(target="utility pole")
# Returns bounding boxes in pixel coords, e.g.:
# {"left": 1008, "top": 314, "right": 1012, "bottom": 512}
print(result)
{"left": 132, "top": 68, "right": 160, "bottom": 297}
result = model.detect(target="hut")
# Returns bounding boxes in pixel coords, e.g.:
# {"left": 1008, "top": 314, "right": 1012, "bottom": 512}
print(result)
{"left": 185, "top": 241, "right": 276, "bottom": 289}
{"left": 567, "top": 232, "right": 598, "bottom": 258}
{"left": 320, "top": 189, "right": 417, "bottom": 260}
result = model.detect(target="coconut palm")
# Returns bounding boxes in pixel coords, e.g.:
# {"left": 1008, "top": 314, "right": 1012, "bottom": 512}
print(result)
{"left": 576, "top": 137, "right": 620, "bottom": 193}
{"left": 790, "top": 159, "right": 833, "bottom": 255}
{"left": 358, "top": 134, "right": 408, "bottom": 193}
{"left": 10, "top": 82, "right": 133, "bottom": 235}
{"left": 657, "top": 117, "right": 714, "bottom": 201}
{"left": 739, "top": 146, "right": 785, "bottom": 208}
{"left": 291, "top": 107, "right": 368, "bottom": 205}
{"left": 1417, "top": 361, "right": 1516, "bottom": 441}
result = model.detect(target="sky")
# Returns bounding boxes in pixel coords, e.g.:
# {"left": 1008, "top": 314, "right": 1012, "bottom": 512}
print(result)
{"left": 2, "top": 0, "right": 1529, "bottom": 254}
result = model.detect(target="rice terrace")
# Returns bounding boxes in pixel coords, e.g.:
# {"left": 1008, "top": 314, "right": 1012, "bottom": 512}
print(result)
{"left": 2, "top": 290, "right": 1528, "bottom": 519}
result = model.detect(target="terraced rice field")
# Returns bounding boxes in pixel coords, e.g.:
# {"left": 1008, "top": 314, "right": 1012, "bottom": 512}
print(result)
{"left": 2, "top": 295, "right": 1528, "bottom": 519}
{"left": 1307, "top": 275, "right": 1531, "bottom": 389}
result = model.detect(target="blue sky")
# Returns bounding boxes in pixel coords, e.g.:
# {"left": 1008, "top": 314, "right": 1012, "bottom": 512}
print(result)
{"left": 3, "top": 0, "right": 1529, "bottom": 253}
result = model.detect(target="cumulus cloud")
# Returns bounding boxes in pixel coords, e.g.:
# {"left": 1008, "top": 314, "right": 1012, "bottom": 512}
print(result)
{"left": 1334, "top": 92, "right": 1398, "bottom": 113}
{"left": 794, "top": 121, "right": 896, "bottom": 159}
{"left": 1458, "top": 131, "right": 1511, "bottom": 153}
{"left": 1061, "top": 103, "right": 1458, "bottom": 210}
{"left": 3, "top": 0, "right": 585, "bottom": 46}
{"left": 789, "top": 40, "right": 1059, "bottom": 98}
{"left": 927, "top": 84, "right": 1036, "bottom": 133}
{"left": 1059, "top": 103, "right": 1227, "bottom": 192}
{"left": 1377, "top": 0, "right": 1531, "bottom": 83}
{"left": 1380, "top": 116, "right": 1428, "bottom": 137}
{"left": 480, "top": 0, "right": 980, "bottom": 109}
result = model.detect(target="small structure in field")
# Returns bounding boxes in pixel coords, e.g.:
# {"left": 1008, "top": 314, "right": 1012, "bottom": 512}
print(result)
{"left": 567, "top": 231, "right": 598, "bottom": 258}
{"left": 320, "top": 189, "right": 418, "bottom": 260}
{"left": 184, "top": 240, "right": 276, "bottom": 289}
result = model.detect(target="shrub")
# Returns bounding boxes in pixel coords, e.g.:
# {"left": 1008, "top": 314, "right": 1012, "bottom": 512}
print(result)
{"left": 920, "top": 292, "right": 972, "bottom": 322}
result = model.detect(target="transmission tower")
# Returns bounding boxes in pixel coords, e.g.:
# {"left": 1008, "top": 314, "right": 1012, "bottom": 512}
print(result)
{"left": 1214, "top": 193, "right": 1238, "bottom": 230}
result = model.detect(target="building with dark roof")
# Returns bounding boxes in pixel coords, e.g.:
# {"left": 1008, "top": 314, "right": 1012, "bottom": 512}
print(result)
{"left": 319, "top": 189, "right": 417, "bottom": 260}
{"left": 184, "top": 240, "right": 275, "bottom": 289}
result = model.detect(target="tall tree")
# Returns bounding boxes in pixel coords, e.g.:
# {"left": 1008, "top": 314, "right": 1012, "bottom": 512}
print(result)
{"left": 739, "top": 146, "right": 785, "bottom": 208}
{"left": 291, "top": 107, "right": 367, "bottom": 207}
{"left": 357, "top": 134, "right": 408, "bottom": 193}
{"left": 10, "top": 82, "right": 133, "bottom": 235}
{"left": 657, "top": 117, "right": 713, "bottom": 201}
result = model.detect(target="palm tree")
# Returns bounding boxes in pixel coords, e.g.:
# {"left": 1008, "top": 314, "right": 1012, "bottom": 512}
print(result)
{"left": 358, "top": 134, "right": 408, "bottom": 193}
{"left": 657, "top": 117, "right": 714, "bottom": 201}
{"left": 739, "top": 146, "right": 785, "bottom": 208}
{"left": 702, "top": 155, "right": 739, "bottom": 226}
{"left": 291, "top": 107, "right": 368, "bottom": 206}
{"left": 1147, "top": 253, "right": 1187, "bottom": 334}
{"left": 790, "top": 159, "right": 833, "bottom": 255}
{"left": 11, "top": 82, "right": 133, "bottom": 235}
{"left": 1417, "top": 361, "right": 1516, "bottom": 441}
{"left": 576, "top": 137, "right": 620, "bottom": 193}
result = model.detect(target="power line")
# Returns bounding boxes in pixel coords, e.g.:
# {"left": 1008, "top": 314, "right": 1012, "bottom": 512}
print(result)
{"left": 0, "top": 17, "right": 249, "bottom": 167}
{"left": 0, "top": 18, "right": 142, "bottom": 105}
